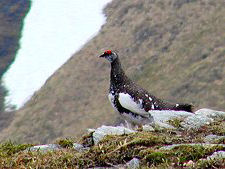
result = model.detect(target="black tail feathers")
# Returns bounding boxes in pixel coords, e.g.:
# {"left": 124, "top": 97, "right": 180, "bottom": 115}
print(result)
{"left": 175, "top": 103, "right": 194, "bottom": 113}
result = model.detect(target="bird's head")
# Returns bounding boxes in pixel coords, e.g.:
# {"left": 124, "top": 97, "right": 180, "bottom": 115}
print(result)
{"left": 99, "top": 50, "right": 118, "bottom": 62}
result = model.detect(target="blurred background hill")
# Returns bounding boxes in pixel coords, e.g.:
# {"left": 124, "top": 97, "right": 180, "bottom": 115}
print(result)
{"left": 0, "top": 0, "right": 30, "bottom": 131}
{"left": 0, "top": 0, "right": 224, "bottom": 143}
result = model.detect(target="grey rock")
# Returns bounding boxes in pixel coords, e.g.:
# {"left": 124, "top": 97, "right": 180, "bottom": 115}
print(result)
{"left": 195, "top": 108, "right": 225, "bottom": 119}
{"left": 181, "top": 108, "right": 225, "bottom": 129}
{"left": 148, "top": 109, "right": 225, "bottom": 130}
{"left": 206, "top": 151, "right": 225, "bottom": 160}
{"left": 142, "top": 124, "right": 155, "bottom": 131}
{"left": 198, "top": 151, "right": 225, "bottom": 164}
{"left": 26, "top": 144, "right": 61, "bottom": 152}
{"left": 126, "top": 158, "right": 140, "bottom": 169}
{"left": 204, "top": 134, "right": 225, "bottom": 143}
{"left": 181, "top": 113, "right": 213, "bottom": 129}
{"left": 147, "top": 110, "right": 192, "bottom": 129}
{"left": 160, "top": 143, "right": 225, "bottom": 151}
{"left": 154, "top": 121, "right": 176, "bottom": 130}
{"left": 92, "top": 125, "right": 136, "bottom": 145}
{"left": 73, "top": 143, "right": 90, "bottom": 152}
{"left": 150, "top": 110, "right": 192, "bottom": 123}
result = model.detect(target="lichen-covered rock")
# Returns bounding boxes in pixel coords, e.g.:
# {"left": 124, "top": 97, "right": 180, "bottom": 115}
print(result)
{"left": 150, "top": 110, "right": 192, "bottom": 122}
{"left": 204, "top": 135, "right": 225, "bottom": 144}
{"left": 26, "top": 144, "right": 61, "bottom": 152}
{"left": 181, "top": 113, "right": 213, "bottom": 129}
{"left": 147, "top": 110, "right": 192, "bottom": 129}
{"left": 88, "top": 109, "right": 224, "bottom": 145}
{"left": 206, "top": 151, "right": 225, "bottom": 160}
{"left": 91, "top": 125, "right": 136, "bottom": 144}
{"left": 142, "top": 124, "right": 155, "bottom": 131}
{"left": 148, "top": 108, "right": 225, "bottom": 130}
{"left": 197, "top": 151, "right": 225, "bottom": 167}
{"left": 195, "top": 108, "right": 225, "bottom": 119}
{"left": 181, "top": 108, "right": 225, "bottom": 130}
{"left": 126, "top": 158, "right": 140, "bottom": 169}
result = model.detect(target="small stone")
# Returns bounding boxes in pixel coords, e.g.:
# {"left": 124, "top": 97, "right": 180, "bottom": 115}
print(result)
{"left": 26, "top": 144, "right": 61, "bottom": 152}
{"left": 204, "top": 135, "right": 225, "bottom": 143}
{"left": 126, "top": 158, "right": 140, "bottom": 169}
{"left": 92, "top": 125, "right": 136, "bottom": 144}
{"left": 73, "top": 143, "right": 89, "bottom": 152}
{"left": 199, "top": 151, "right": 225, "bottom": 163}
{"left": 206, "top": 151, "right": 225, "bottom": 160}
{"left": 142, "top": 124, "right": 155, "bottom": 131}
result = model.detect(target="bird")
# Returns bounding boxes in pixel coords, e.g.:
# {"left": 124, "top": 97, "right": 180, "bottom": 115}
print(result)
{"left": 99, "top": 50, "right": 194, "bottom": 128}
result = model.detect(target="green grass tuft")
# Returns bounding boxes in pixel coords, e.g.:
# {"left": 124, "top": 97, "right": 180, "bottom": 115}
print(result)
{"left": 0, "top": 141, "right": 33, "bottom": 157}
{"left": 57, "top": 138, "right": 74, "bottom": 148}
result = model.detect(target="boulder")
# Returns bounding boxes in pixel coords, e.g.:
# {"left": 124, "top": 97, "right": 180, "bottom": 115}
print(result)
{"left": 90, "top": 125, "right": 136, "bottom": 144}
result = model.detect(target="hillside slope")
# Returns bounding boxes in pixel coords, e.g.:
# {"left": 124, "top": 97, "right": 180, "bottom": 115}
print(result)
{"left": 0, "top": 0, "right": 30, "bottom": 128}
{"left": 0, "top": 0, "right": 224, "bottom": 143}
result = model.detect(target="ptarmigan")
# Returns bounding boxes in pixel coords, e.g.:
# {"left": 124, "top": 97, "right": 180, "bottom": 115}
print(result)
{"left": 99, "top": 50, "right": 193, "bottom": 128}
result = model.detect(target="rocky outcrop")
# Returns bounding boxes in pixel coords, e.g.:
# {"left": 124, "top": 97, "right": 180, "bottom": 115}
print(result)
{"left": 21, "top": 108, "right": 224, "bottom": 168}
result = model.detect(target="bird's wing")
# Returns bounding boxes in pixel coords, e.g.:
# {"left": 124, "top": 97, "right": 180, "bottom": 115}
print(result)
{"left": 118, "top": 93, "right": 149, "bottom": 116}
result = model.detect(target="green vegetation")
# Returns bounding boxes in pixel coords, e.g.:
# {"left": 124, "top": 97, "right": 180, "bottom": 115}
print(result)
{"left": 168, "top": 118, "right": 183, "bottom": 128}
{"left": 0, "top": 129, "right": 224, "bottom": 168}
{"left": 0, "top": 141, "right": 33, "bottom": 158}
{"left": 57, "top": 138, "right": 74, "bottom": 148}
{"left": 0, "top": 0, "right": 225, "bottom": 145}
{"left": 197, "top": 120, "right": 225, "bottom": 137}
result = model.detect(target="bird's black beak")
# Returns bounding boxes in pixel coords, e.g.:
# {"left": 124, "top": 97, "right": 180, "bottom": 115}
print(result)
{"left": 99, "top": 53, "right": 106, "bottom": 58}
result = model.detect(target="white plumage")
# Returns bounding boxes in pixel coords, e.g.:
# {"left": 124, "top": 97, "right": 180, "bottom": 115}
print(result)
{"left": 118, "top": 93, "right": 150, "bottom": 117}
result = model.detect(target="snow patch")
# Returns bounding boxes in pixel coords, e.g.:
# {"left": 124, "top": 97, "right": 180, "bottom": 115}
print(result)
{"left": 3, "top": 0, "right": 112, "bottom": 109}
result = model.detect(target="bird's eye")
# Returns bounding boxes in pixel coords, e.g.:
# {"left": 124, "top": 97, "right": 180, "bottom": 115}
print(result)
{"left": 105, "top": 50, "right": 112, "bottom": 54}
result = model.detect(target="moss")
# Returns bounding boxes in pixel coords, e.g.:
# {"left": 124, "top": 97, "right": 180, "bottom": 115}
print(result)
{"left": 197, "top": 120, "right": 225, "bottom": 136}
{"left": 0, "top": 141, "right": 33, "bottom": 157}
{"left": 172, "top": 145, "right": 207, "bottom": 163}
{"left": 79, "top": 132, "right": 94, "bottom": 147}
{"left": 208, "top": 121, "right": 225, "bottom": 136}
{"left": 170, "top": 145, "right": 225, "bottom": 164}
{"left": 145, "top": 151, "right": 169, "bottom": 165}
{"left": 167, "top": 118, "right": 183, "bottom": 128}
{"left": 57, "top": 138, "right": 74, "bottom": 148}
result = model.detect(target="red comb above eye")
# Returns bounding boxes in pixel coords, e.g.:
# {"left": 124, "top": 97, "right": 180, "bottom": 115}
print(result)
{"left": 105, "top": 50, "right": 112, "bottom": 54}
